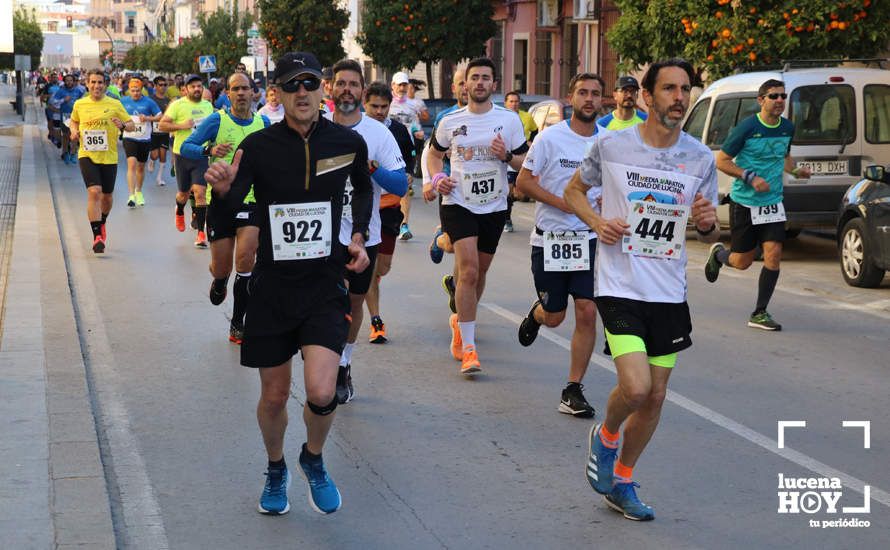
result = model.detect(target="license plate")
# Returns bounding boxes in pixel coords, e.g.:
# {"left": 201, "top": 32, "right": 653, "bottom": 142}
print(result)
{"left": 797, "top": 159, "right": 848, "bottom": 176}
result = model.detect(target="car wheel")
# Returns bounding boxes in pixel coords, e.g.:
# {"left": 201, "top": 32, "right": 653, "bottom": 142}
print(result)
{"left": 839, "top": 218, "right": 885, "bottom": 288}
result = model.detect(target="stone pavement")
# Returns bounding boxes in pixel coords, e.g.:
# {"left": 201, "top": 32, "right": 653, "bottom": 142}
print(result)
{"left": 0, "top": 85, "right": 116, "bottom": 549}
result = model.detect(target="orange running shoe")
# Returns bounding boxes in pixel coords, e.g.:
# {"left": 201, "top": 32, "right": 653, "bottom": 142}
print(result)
{"left": 460, "top": 346, "right": 481, "bottom": 375}
{"left": 100, "top": 222, "right": 107, "bottom": 241}
{"left": 194, "top": 230, "right": 208, "bottom": 248}
{"left": 92, "top": 234, "right": 105, "bottom": 254}
{"left": 175, "top": 208, "right": 185, "bottom": 232}
{"left": 449, "top": 313, "right": 462, "bottom": 361}
{"left": 369, "top": 316, "right": 387, "bottom": 344}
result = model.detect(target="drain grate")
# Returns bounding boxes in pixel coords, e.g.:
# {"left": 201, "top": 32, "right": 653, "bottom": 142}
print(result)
{"left": 0, "top": 155, "right": 23, "bottom": 335}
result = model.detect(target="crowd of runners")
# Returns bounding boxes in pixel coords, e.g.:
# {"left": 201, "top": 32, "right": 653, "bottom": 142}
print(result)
{"left": 36, "top": 50, "right": 804, "bottom": 522}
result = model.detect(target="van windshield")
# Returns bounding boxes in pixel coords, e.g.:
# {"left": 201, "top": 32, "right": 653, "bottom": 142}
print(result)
{"left": 790, "top": 85, "right": 855, "bottom": 145}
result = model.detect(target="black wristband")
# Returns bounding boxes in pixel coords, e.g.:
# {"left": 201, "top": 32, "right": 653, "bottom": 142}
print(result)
{"left": 696, "top": 224, "right": 717, "bottom": 236}
{"left": 504, "top": 151, "right": 513, "bottom": 163}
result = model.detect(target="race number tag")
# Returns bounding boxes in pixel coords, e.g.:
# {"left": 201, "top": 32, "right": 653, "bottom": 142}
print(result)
{"left": 82, "top": 129, "right": 109, "bottom": 152}
{"left": 269, "top": 202, "right": 332, "bottom": 261}
{"left": 152, "top": 121, "right": 162, "bottom": 133}
{"left": 192, "top": 116, "right": 206, "bottom": 129}
{"left": 123, "top": 116, "right": 150, "bottom": 140}
{"left": 341, "top": 178, "right": 353, "bottom": 219}
{"left": 749, "top": 202, "right": 786, "bottom": 225}
{"left": 543, "top": 231, "right": 590, "bottom": 272}
{"left": 62, "top": 114, "right": 71, "bottom": 128}
{"left": 623, "top": 202, "right": 690, "bottom": 259}
{"left": 461, "top": 166, "right": 501, "bottom": 206}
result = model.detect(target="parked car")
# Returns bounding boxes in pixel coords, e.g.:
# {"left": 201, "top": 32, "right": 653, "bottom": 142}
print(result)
{"left": 682, "top": 65, "right": 890, "bottom": 233}
{"left": 419, "top": 98, "right": 457, "bottom": 138}
{"left": 836, "top": 164, "right": 890, "bottom": 287}
{"left": 528, "top": 99, "right": 574, "bottom": 131}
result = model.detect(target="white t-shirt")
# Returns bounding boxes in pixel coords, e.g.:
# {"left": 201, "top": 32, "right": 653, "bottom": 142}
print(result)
{"left": 389, "top": 96, "right": 422, "bottom": 135}
{"left": 579, "top": 125, "right": 718, "bottom": 303}
{"left": 258, "top": 103, "right": 284, "bottom": 124}
{"left": 432, "top": 104, "right": 526, "bottom": 214}
{"left": 523, "top": 120, "right": 601, "bottom": 248}
{"left": 325, "top": 113, "right": 405, "bottom": 246}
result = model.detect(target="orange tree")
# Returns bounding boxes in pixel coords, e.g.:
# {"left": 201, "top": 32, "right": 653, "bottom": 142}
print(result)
{"left": 608, "top": 0, "right": 890, "bottom": 81}
{"left": 358, "top": 0, "right": 497, "bottom": 98}
{"left": 257, "top": 0, "right": 349, "bottom": 67}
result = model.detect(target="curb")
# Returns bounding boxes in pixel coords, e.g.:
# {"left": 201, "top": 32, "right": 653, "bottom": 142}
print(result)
{"left": 0, "top": 123, "right": 116, "bottom": 548}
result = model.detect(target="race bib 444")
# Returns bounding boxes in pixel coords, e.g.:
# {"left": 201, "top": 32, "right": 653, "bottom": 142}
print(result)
{"left": 623, "top": 202, "right": 690, "bottom": 259}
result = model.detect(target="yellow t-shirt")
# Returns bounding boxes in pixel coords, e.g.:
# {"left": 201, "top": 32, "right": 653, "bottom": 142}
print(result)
{"left": 166, "top": 98, "right": 214, "bottom": 155}
{"left": 166, "top": 86, "right": 181, "bottom": 100}
{"left": 518, "top": 110, "right": 538, "bottom": 142}
{"left": 71, "top": 95, "right": 131, "bottom": 164}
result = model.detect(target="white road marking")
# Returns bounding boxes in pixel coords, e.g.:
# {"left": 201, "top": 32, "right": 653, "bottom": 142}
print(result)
{"left": 481, "top": 301, "right": 890, "bottom": 509}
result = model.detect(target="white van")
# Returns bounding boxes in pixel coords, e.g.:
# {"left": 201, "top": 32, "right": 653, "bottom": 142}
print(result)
{"left": 682, "top": 65, "right": 890, "bottom": 233}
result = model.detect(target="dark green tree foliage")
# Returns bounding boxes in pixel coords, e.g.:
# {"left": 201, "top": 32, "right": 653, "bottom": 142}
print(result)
{"left": 358, "top": 0, "right": 497, "bottom": 87}
{"left": 608, "top": 0, "right": 890, "bottom": 80}
{"left": 123, "top": 9, "right": 251, "bottom": 74}
{"left": 1, "top": 8, "right": 44, "bottom": 69}
{"left": 257, "top": 0, "right": 349, "bottom": 66}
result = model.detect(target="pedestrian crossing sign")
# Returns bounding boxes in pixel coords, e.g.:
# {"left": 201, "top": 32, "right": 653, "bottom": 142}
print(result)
{"left": 198, "top": 55, "right": 217, "bottom": 74}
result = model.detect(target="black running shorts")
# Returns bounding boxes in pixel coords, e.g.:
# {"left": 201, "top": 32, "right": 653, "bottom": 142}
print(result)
{"left": 439, "top": 203, "right": 506, "bottom": 255}
{"left": 123, "top": 139, "right": 152, "bottom": 163}
{"left": 729, "top": 199, "right": 786, "bottom": 253}
{"left": 531, "top": 239, "right": 597, "bottom": 313}
{"left": 595, "top": 296, "right": 693, "bottom": 357}
{"left": 241, "top": 272, "right": 350, "bottom": 367}
{"left": 344, "top": 244, "right": 378, "bottom": 295}
{"left": 378, "top": 205, "right": 404, "bottom": 255}
{"left": 174, "top": 154, "right": 208, "bottom": 193}
{"left": 150, "top": 132, "right": 170, "bottom": 150}
{"left": 79, "top": 157, "right": 117, "bottom": 194}
{"left": 207, "top": 201, "right": 258, "bottom": 242}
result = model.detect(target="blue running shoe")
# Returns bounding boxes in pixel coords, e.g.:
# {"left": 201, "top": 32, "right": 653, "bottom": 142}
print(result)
{"left": 257, "top": 465, "right": 291, "bottom": 515}
{"left": 429, "top": 226, "right": 444, "bottom": 264}
{"left": 604, "top": 481, "right": 655, "bottom": 521}
{"left": 586, "top": 423, "right": 617, "bottom": 495}
{"left": 299, "top": 446, "right": 342, "bottom": 514}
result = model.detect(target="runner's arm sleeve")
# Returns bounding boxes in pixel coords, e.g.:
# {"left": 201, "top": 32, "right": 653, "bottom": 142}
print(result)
{"left": 180, "top": 113, "right": 221, "bottom": 159}
{"left": 148, "top": 98, "right": 161, "bottom": 116}
{"left": 372, "top": 167, "right": 408, "bottom": 196}
{"left": 508, "top": 116, "right": 530, "bottom": 155}
{"left": 260, "top": 115, "right": 271, "bottom": 127}
{"left": 348, "top": 138, "right": 373, "bottom": 239}
{"left": 431, "top": 118, "right": 450, "bottom": 152}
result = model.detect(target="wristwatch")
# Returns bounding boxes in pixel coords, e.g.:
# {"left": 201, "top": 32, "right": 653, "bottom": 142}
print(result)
{"left": 503, "top": 151, "right": 513, "bottom": 163}
{"left": 203, "top": 145, "right": 213, "bottom": 157}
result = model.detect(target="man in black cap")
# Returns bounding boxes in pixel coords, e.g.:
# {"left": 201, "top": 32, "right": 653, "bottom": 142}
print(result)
{"left": 205, "top": 51, "right": 372, "bottom": 517}
{"left": 596, "top": 75, "right": 648, "bottom": 132}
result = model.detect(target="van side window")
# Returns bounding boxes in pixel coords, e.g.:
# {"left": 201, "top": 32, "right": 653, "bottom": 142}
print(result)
{"left": 790, "top": 85, "right": 855, "bottom": 145}
{"left": 864, "top": 85, "right": 890, "bottom": 144}
{"left": 683, "top": 98, "right": 710, "bottom": 141}
{"left": 706, "top": 98, "right": 739, "bottom": 148}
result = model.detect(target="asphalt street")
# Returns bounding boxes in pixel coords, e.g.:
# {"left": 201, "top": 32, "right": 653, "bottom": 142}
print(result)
{"left": 43, "top": 137, "right": 889, "bottom": 549}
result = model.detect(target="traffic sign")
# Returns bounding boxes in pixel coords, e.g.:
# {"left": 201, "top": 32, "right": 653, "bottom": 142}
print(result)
{"left": 198, "top": 55, "right": 217, "bottom": 74}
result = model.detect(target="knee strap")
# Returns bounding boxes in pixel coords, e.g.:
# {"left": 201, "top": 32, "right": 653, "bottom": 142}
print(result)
{"left": 306, "top": 395, "right": 338, "bottom": 416}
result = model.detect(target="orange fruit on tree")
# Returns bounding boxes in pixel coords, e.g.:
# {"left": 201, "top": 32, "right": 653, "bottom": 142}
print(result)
{"left": 721, "top": 28, "right": 731, "bottom": 38}
{"left": 707, "top": 54, "right": 714, "bottom": 61}
{"left": 838, "top": 21, "right": 847, "bottom": 30}
{"left": 747, "top": 37, "right": 755, "bottom": 45}
{"left": 749, "top": 52, "right": 757, "bottom": 61}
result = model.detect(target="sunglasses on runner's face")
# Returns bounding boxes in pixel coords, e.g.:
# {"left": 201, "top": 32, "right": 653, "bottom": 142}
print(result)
{"left": 764, "top": 93, "right": 788, "bottom": 100}
{"left": 280, "top": 76, "right": 321, "bottom": 93}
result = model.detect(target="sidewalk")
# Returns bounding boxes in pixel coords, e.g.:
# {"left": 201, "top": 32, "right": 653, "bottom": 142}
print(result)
{"left": 0, "top": 86, "right": 116, "bottom": 549}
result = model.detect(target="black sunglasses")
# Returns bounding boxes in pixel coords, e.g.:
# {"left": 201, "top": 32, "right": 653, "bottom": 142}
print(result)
{"left": 280, "top": 76, "right": 321, "bottom": 93}
{"left": 764, "top": 93, "right": 788, "bottom": 100}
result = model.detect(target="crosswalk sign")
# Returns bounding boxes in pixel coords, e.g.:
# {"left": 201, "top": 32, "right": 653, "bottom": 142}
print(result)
{"left": 198, "top": 55, "right": 217, "bottom": 74}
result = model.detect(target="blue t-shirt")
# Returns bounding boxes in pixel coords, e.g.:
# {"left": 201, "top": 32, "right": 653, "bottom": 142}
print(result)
{"left": 431, "top": 104, "right": 460, "bottom": 176}
{"left": 721, "top": 113, "right": 794, "bottom": 207}
{"left": 51, "top": 85, "right": 85, "bottom": 115}
{"left": 120, "top": 95, "right": 162, "bottom": 142}
{"left": 214, "top": 94, "right": 231, "bottom": 110}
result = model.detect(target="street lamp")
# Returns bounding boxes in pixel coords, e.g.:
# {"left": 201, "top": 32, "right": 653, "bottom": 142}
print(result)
{"left": 89, "top": 17, "right": 114, "bottom": 68}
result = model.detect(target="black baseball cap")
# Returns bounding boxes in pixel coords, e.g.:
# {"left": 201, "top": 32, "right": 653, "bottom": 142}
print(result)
{"left": 273, "top": 52, "right": 324, "bottom": 84}
{"left": 185, "top": 74, "right": 203, "bottom": 85}
{"left": 615, "top": 76, "right": 640, "bottom": 90}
